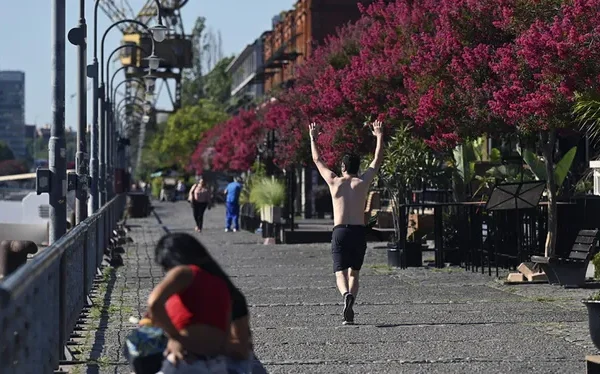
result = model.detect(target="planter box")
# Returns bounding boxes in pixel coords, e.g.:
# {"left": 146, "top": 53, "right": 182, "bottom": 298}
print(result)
{"left": 583, "top": 300, "right": 600, "bottom": 350}
{"left": 261, "top": 206, "right": 281, "bottom": 224}
{"left": 386, "top": 242, "right": 422, "bottom": 268}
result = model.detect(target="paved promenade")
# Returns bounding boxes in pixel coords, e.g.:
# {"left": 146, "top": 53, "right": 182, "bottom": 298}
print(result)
{"left": 67, "top": 201, "right": 598, "bottom": 373}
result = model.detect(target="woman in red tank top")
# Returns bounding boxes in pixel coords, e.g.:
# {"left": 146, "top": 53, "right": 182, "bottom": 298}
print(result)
{"left": 147, "top": 233, "right": 232, "bottom": 373}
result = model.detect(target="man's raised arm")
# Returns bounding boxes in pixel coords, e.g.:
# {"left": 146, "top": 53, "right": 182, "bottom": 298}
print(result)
{"left": 309, "top": 122, "right": 336, "bottom": 185}
{"left": 361, "top": 120, "right": 384, "bottom": 183}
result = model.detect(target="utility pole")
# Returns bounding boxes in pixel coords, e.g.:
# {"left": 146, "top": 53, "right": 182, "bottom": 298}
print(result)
{"left": 88, "top": 1, "right": 101, "bottom": 214}
{"left": 46, "top": 0, "right": 67, "bottom": 244}
{"left": 68, "top": 0, "right": 89, "bottom": 224}
{"left": 106, "top": 97, "right": 113, "bottom": 201}
{"left": 99, "top": 87, "right": 106, "bottom": 206}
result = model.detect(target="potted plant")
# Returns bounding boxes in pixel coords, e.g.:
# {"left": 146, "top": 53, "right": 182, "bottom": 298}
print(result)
{"left": 249, "top": 177, "right": 286, "bottom": 224}
{"left": 379, "top": 123, "right": 447, "bottom": 267}
{"left": 583, "top": 291, "right": 600, "bottom": 350}
{"left": 405, "top": 217, "right": 423, "bottom": 267}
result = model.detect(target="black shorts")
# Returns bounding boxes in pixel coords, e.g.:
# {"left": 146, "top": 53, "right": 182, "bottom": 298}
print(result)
{"left": 331, "top": 224, "right": 367, "bottom": 273}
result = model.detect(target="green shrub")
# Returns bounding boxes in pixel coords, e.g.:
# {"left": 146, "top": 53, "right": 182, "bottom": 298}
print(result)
{"left": 592, "top": 252, "right": 600, "bottom": 279}
{"left": 589, "top": 292, "right": 600, "bottom": 301}
{"left": 249, "top": 177, "right": 285, "bottom": 210}
{"left": 240, "top": 162, "right": 267, "bottom": 206}
{"left": 151, "top": 177, "right": 163, "bottom": 198}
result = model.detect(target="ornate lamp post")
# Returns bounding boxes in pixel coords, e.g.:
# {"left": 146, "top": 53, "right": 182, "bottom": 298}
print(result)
{"left": 90, "top": 0, "right": 167, "bottom": 209}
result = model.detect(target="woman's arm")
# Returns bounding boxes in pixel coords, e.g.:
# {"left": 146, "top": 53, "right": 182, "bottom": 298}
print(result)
{"left": 227, "top": 316, "right": 252, "bottom": 360}
{"left": 188, "top": 184, "right": 196, "bottom": 202}
{"left": 147, "top": 265, "right": 193, "bottom": 340}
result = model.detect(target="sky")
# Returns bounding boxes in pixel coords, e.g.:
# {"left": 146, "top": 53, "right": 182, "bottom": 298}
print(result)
{"left": 0, "top": 0, "right": 296, "bottom": 130}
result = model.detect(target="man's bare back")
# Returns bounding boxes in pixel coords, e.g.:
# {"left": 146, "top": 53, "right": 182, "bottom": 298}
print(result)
{"left": 309, "top": 121, "right": 383, "bottom": 226}
{"left": 329, "top": 175, "right": 370, "bottom": 226}
{"left": 309, "top": 119, "right": 384, "bottom": 325}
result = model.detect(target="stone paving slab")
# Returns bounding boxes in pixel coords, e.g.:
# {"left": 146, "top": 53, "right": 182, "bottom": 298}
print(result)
{"left": 63, "top": 201, "right": 599, "bottom": 373}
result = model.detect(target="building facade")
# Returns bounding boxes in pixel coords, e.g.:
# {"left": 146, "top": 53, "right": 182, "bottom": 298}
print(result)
{"left": 0, "top": 71, "right": 26, "bottom": 159}
{"left": 226, "top": 35, "right": 266, "bottom": 112}
{"left": 263, "top": 0, "right": 373, "bottom": 92}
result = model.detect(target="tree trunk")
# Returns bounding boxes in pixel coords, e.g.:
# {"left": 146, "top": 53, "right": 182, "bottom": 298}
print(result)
{"left": 390, "top": 191, "right": 401, "bottom": 243}
{"left": 541, "top": 130, "right": 557, "bottom": 257}
{"left": 451, "top": 171, "right": 466, "bottom": 202}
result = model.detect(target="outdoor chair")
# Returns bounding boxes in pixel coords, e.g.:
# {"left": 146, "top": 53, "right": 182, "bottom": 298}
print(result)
{"left": 531, "top": 229, "right": 600, "bottom": 288}
{"left": 364, "top": 191, "right": 381, "bottom": 225}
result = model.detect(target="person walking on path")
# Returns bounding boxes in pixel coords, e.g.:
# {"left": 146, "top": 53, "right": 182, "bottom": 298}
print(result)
{"left": 224, "top": 177, "right": 242, "bottom": 232}
{"left": 176, "top": 180, "right": 187, "bottom": 201}
{"left": 189, "top": 179, "right": 212, "bottom": 232}
{"left": 309, "top": 120, "right": 384, "bottom": 325}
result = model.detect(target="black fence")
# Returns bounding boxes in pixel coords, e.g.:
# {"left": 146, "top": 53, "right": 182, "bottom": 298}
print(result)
{"left": 240, "top": 203, "right": 261, "bottom": 233}
{"left": 0, "top": 194, "right": 126, "bottom": 373}
{"left": 399, "top": 196, "right": 600, "bottom": 276}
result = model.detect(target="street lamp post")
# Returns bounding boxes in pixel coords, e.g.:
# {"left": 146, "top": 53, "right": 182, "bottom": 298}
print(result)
{"left": 98, "top": 19, "right": 160, "bottom": 205}
{"left": 67, "top": 0, "right": 88, "bottom": 225}
{"left": 111, "top": 88, "right": 148, "bottom": 180}
{"left": 116, "top": 105, "right": 144, "bottom": 172}
{"left": 104, "top": 45, "right": 152, "bottom": 201}
{"left": 99, "top": 20, "right": 159, "bottom": 205}
{"left": 91, "top": 0, "right": 166, "bottom": 210}
{"left": 39, "top": 0, "right": 67, "bottom": 245}
{"left": 106, "top": 48, "right": 142, "bottom": 198}
{"left": 111, "top": 78, "right": 146, "bottom": 105}
{"left": 109, "top": 66, "right": 142, "bottom": 164}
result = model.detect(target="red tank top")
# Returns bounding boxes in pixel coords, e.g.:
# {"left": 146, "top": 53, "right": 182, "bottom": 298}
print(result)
{"left": 165, "top": 265, "right": 231, "bottom": 332}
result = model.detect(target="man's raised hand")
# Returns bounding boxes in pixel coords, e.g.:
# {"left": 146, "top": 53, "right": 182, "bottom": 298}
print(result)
{"left": 309, "top": 122, "right": 321, "bottom": 139}
{"left": 370, "top": 120, "right": 383, "bottom": 137}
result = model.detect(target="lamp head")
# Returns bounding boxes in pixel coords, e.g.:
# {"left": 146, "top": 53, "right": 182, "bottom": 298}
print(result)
{"left": 145, "top": 54, "right": 161, "bottom": 70}
{"left": 150, "top": 24, "right": 168, "bottom": 43}
{"left": 144, "top": 74, "right": 157, "bottom": 93}
{"left": 144, "top": 92, "right": 155, "bottom": 103}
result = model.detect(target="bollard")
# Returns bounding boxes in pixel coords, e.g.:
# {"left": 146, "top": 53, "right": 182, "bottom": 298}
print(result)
{"left": 0, "top": 240, "right": 39, "bottom": 278}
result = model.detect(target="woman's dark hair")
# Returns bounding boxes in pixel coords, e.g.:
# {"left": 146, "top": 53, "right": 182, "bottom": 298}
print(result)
{"left": 155, "top": 233, "right": 249, "bottom": 320}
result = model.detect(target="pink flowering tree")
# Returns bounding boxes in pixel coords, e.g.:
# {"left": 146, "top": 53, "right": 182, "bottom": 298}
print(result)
{"left": 259, "top": 98, "right": 311, "bottom": 169}
{"left": 286, "top": 17, "right": 373, "bottom": 168}
{"left": 189, "top": 124, "right": 224, "bottom": 174}
{"left": 212, "top": 109, "right": 263, "bottom": 172}
{"left": 488, "top": 0, "right": 600, "bottom": 256}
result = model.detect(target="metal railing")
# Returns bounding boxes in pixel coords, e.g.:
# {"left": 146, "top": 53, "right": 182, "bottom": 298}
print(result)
{"left": 0, "top": 193, "right": 126, "bottom": 374}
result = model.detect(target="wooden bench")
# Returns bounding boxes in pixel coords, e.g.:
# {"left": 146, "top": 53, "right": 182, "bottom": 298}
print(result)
{"left": 364, "top": 191, "right": 381, "bottom": 225}
{"left": 531, "top": 229, "right": 600, "bottom": 288}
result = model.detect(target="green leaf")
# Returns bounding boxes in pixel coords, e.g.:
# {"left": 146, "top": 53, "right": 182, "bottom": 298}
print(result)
{"left": 490, "top": 148, "right": 501, "bottom": 163}
{"left": 554, "top": 146, "right": 577, "bottom": 188}
{"left": 519, "top": 148, "right": 547, "bottom": 181}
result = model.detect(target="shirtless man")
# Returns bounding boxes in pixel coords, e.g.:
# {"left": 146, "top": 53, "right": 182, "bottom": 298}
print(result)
{"left": 309, "top": 120, "right": 384, "bottom": 325}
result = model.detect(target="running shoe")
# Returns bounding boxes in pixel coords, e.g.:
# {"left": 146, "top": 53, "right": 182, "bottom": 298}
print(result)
{"left": 343, "top": 293, "right": 355, "bottom": 325}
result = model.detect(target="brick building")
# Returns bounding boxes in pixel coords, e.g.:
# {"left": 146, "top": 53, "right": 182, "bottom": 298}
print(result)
{"left": 226, "top": 33, "right": 268, "bottom": 113}
{"left": 263, "top": 0, "right": 373, "bottom": 92}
